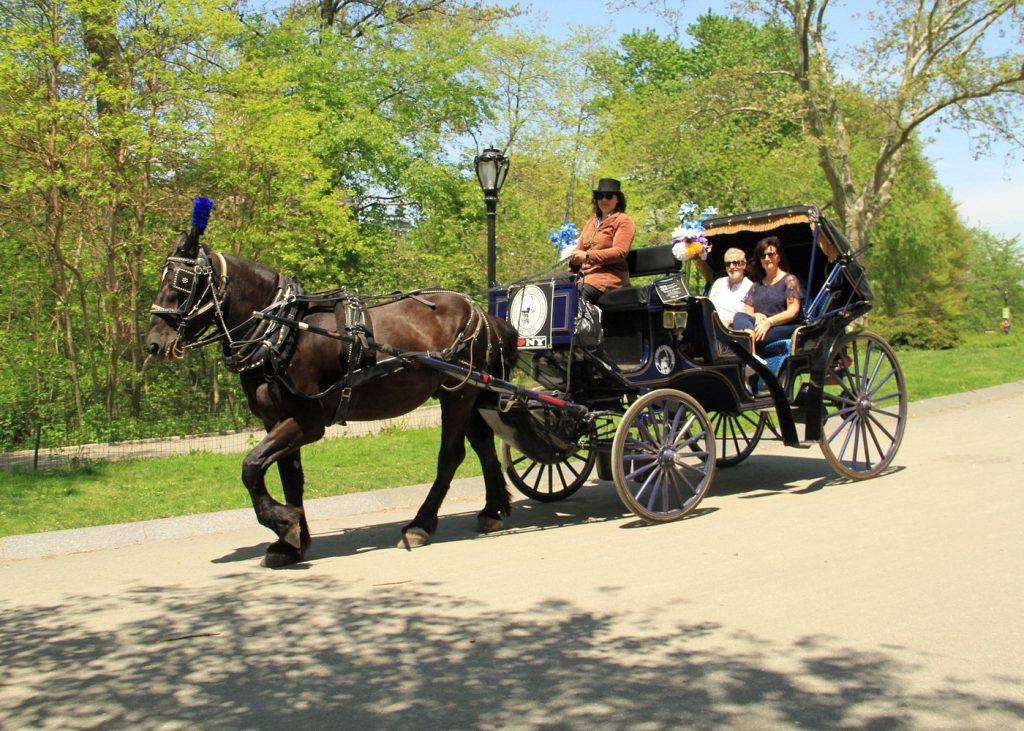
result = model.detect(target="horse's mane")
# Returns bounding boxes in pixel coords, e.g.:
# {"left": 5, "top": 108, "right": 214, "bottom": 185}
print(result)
{"left": 217, "top": 249, "right": 283, "bottom": 288}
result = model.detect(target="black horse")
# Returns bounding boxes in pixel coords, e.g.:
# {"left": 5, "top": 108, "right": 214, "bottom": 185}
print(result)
{"left": 145, "top": 219, "right": 518, "bottom": 568}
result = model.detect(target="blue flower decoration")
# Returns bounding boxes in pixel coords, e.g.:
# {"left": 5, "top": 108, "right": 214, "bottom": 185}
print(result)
{"left": 678, "top": 201, "right": 699, "bottom": 222}
{"left": 549, "top": 221, "right": 579, "bottom": 249}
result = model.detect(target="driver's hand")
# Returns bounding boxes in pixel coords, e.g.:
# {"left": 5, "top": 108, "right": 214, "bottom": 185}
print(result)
{"left": 569, "top": 251, "right": 585, "bottom": 266}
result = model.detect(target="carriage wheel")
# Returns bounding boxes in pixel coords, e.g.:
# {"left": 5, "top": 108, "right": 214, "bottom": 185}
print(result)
{"left": 819, "top": 330, "right": 907, "bottom": 480}
{"left": 501, "top": 441, "right": 597, "bottom": 503}
{"left": 707, "top": 410, "right": 767, "bottom": 467}
{"left": 612, "top": 389, "right": 716, "bottom": 523}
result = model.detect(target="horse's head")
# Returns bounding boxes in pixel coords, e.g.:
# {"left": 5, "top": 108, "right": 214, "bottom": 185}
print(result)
{"left": 145, "top": 230, "right": 224, "bottom": 359}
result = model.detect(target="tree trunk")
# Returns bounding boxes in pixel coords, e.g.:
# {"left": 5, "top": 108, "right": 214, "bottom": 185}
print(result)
{"left": 43, "top": 8, "right": 83, "bottom": 431}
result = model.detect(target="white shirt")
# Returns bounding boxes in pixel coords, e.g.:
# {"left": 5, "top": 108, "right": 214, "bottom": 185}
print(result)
{"left": 709, "top": 276, "right": 753, "bottom": 326}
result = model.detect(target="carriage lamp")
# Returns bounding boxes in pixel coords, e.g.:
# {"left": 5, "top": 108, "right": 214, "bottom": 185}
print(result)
{"left": 474, "top": 147, "right": 509, "bottom": 289}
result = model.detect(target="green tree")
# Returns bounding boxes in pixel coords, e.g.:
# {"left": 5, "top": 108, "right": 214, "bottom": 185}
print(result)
{"left": 760, "top": 0, "right": 1024, "bottom": 248}
{"left": 963, "top": 230, "right": 1024, "bottom": 331}
{"left": 598, "top": 17, "right": 823, "bottom": 241}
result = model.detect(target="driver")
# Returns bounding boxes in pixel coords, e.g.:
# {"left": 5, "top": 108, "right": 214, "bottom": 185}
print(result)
{"left": 568, "top": 178, "right": 636, "bottom": 304}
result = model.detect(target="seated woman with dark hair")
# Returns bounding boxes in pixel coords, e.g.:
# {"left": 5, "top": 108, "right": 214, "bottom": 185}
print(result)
{"left": 732, "top": 235, "right": 803, "bottom": 347}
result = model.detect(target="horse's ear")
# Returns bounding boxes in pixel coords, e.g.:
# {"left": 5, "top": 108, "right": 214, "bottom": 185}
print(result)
{"left": 175, "top": 231, "right": 197, "bottom": 257}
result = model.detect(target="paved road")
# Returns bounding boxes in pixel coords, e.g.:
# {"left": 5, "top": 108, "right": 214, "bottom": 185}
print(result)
{"left": 2, "top": 384, "right": 1022, "bottom": 728}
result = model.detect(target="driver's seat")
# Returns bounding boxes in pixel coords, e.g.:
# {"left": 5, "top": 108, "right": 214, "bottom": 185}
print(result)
{"left": 595, "top": 244, "right": 681, "bottom": 311}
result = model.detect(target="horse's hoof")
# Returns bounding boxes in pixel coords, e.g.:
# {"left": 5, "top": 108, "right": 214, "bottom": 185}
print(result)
{"left": 398, "top": 527, "right": 430, "bottom": 550}
{"left": 262, "top": 540, "right": 303, "bottom": 569}
{"left": 476, "top": 515, "right": 504, "bottom": 534}
{"left": 283, "top": 521, "right": 302, "bottom": 549}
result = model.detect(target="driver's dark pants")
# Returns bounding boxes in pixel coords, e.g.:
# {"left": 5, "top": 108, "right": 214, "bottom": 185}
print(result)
{"left": 581, "top": 284, "right": 602, "bottom": 304}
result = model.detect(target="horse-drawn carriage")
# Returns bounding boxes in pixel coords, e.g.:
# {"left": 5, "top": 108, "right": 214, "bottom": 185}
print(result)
{"left": 482, "top": 204, "right": 907, "bottom": 522}
{"left": 147, "top": 198, "right": 905, "bottom": 565}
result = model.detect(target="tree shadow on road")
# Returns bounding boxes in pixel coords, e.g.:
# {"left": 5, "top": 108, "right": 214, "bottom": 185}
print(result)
{"left": 1, "top": 573, "right": 1020, "bottom": 728}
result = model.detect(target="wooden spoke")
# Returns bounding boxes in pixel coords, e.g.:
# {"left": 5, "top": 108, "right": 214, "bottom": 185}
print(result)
{"left": 612, "top": 390, "right": 716, "bottom": 523}
{"left": 502, "top": 437, "right": 597, "bottom": 503}
{"left": 819, "top": 332, "right": 906, "bottom": 480}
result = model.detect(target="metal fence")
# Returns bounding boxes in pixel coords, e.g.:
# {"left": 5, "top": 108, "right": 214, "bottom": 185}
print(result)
{"left": 0, "top": 406, "right": 442, "bottom": 471}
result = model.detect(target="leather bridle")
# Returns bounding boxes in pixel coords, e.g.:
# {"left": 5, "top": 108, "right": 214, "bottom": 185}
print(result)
{"left": 149, "top": 244, "right": 231, "bottom": 352}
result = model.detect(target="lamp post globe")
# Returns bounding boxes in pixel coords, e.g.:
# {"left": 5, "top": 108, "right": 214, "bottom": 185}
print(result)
{"left": 474, "top": 147, "right": 509, "bottom": 289}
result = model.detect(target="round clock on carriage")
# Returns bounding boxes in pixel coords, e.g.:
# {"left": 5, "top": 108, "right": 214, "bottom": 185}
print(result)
{"left": 508, "top": 284, "right": 548, "bottom": 337}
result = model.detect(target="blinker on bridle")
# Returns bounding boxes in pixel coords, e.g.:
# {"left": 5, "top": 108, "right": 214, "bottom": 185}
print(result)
{"left": 149, "top": 197, "right": 229, "bottom": 348}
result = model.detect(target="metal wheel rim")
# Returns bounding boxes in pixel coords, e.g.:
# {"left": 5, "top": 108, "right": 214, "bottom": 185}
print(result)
{"left": 612, "top": 389, "right": 716, "bottom": 522}
{"left": 820, "top": 331, "right": 906, "bottom": 479}
{"left": 502, "top": 441, "right": 596, "bottom": 502}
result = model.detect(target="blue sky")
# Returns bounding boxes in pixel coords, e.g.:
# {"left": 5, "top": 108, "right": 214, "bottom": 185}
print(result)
{"left": 509, "top": 0, "right": 1023, "bottom": 243}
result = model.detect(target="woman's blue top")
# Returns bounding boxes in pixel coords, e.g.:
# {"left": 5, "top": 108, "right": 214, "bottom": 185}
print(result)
{"left": 742, "top": 273, "right": 803, "bottom": 317}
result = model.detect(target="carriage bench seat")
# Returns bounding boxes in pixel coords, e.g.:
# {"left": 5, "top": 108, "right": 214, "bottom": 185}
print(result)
{"left": 707, "top": 306, "right": 756, "bottom": 362}
{"left": 595, "top": 243, "right": 682, "bottom": 312}
{"left": 596, "top": 285, "right": 649, "bottom": 311}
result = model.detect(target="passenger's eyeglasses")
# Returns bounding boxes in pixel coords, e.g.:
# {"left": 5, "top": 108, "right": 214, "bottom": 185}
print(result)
{"left": 760, "top": 251, "right": 779, "bottom": 260}
{"left": 725, "top": 261, "right": 746, "bottom": 268}
{"left": 594, "top": 192, "right": 617, "bottom": 200}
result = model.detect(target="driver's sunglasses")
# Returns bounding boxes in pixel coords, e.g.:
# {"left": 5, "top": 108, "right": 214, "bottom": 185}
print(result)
{"left": 594, "top": 192, "right": 617, "bottom": 200}
{"left": 725, "top": 260, "right": 746, "bottom": 268}
{"left": 760, "top": 251, "right": 779, "bottom": 260}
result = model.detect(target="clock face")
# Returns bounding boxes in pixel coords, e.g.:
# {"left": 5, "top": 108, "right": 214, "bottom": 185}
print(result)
{"left": 509, "top": 285, "right": 548, "bottom": 337}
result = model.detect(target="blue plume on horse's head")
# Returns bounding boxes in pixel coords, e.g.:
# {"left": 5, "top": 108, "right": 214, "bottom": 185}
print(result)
{"left": 192, "top": 196, "right": 214, "bottom": 234}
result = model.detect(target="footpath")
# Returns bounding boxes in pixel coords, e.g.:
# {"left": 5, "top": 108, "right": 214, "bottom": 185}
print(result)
{"left": 0, "top": 405, "right": 442, "bottom": 470}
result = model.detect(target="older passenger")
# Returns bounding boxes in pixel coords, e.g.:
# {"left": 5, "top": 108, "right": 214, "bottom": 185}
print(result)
{"left": 708, "top": 247, "right": 753, "bottom": 327}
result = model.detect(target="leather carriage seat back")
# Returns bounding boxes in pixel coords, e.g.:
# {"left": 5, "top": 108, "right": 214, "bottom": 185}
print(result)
{"left": 597, "top": 244, "right": 682, "bottom": 311}
{"left": 627, "top": 244, "right": 681, "bottom": 277}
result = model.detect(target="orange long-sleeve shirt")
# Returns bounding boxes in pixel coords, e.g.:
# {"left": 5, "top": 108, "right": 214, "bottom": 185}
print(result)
{"left": 571, "top": 212, "right": 636, "bottom": 292}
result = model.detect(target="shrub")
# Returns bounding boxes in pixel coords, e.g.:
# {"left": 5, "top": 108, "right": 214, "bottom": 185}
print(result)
{"left": 870, "top": 312, "right": 961, "bottom": 350}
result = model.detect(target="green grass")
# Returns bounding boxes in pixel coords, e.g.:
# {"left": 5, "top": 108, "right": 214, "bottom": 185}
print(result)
{"left": 897, "top": 330, "right": 1024, "bottom": 401}
{"left": 0, "top": 426, "right": 480, "bottom": 537}
{"left": 2, "top": 330, "right": 1022, "bottom": 538}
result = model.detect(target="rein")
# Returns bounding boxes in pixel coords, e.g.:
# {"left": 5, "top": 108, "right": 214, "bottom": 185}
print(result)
{"left": 152, "top": 246, "right": 499, "bottom": 416}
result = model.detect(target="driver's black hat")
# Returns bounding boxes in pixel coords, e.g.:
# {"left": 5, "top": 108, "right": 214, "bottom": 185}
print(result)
{"left": 592, "top": 178, "right": 623, "bottom": 196}
{"left": 592, "top": 178, "right": 627, "bottom": 209}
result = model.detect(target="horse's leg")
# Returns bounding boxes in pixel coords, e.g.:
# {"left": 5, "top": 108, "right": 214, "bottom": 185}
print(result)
{"left": 399, "top": 389, "right": 474, "bottom": 548}
{"left": 242, "top": 418, "right": 312, "bottom": 567}
{"left": 277, "top": 448, "right": 312, "bottom": 557}
{"left": 466, "top": 407, "right": 511, "bottom": 533}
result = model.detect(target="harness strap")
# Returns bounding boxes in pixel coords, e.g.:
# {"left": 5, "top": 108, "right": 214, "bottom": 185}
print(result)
{"left": 272, "top": 356, "right": 409, "bottom": 404}
{"left": 223, "top": 276, "right": 304, "bottom": 375}
{"left": 331, "top": 292, "right": 375, "bottom": 424}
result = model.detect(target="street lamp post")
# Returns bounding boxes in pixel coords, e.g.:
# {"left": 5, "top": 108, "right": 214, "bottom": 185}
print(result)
{"left": 474, "top": 147, "right": 509, "bottom": 289}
